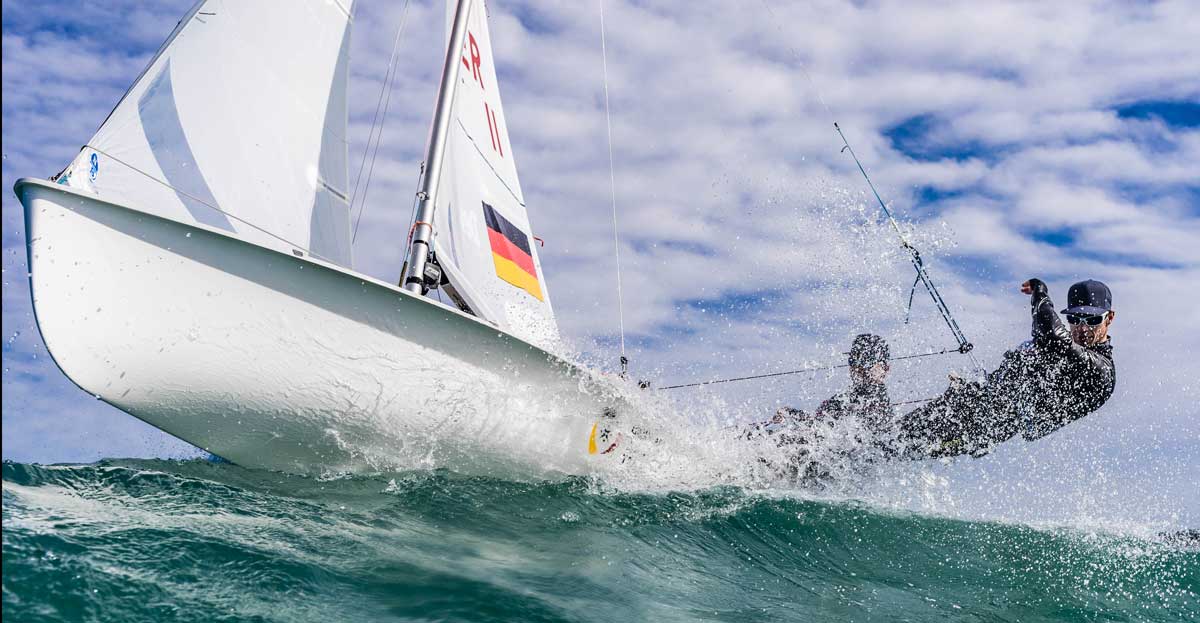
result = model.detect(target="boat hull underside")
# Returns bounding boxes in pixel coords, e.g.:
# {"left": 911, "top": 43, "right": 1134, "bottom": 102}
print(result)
{"left": 19, "top": 180, "right": 620, "bottom": 478}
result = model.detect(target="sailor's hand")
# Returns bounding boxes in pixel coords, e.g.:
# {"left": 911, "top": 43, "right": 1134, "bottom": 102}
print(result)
{"left": 1021, "top": 278, "right": 1047, "bottom": 296}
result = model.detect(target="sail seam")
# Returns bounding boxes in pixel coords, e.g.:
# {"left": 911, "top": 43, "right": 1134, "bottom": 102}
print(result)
{"left": 84, "top": 145, "right": 331, "bottom": 262}
{"left": 453, "top": 118, "right": 526, "bottom": 207}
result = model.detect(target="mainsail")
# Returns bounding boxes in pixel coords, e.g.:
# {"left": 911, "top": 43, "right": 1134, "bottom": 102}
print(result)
{"left": 57, "top": 0, "right": 355, "bottom": 267}
{"left": 427, "top": 0, "right": 560, "bottom": 347}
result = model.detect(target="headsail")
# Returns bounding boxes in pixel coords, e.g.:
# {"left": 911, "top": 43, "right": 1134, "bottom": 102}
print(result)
{"left": 56, "top": 0, "right": 355, "bottom": 267}
{"left": 427, "top": 0, "right": 560, "bottom": 348}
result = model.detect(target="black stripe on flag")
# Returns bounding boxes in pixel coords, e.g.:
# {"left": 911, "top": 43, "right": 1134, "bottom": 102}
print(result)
{"left": 482, "top": 202, "right": 531, "bottom": 255}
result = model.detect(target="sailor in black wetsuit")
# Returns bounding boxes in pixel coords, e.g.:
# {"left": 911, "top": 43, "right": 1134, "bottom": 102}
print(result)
{"left": 810, "top": 333, "right": 894, "bottom": 440}
{"left": 748, "top": 334, "right": 897, "bottom": 482}
{"left": 898, "top": 278, "right": 1117, "bottom": 458}
{"left": 754, "top": 334, "right": 893, "bottom": 432}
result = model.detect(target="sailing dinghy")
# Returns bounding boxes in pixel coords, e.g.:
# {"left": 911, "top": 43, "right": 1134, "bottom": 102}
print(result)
{"left": 16, "top": 0, "right": 634, "bottom": 477}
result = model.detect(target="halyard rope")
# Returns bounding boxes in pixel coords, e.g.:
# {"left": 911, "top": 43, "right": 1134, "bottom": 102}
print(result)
{"left": 352, "top": 0, "right": 413, "bottom": 244}
{"left": 598, "top": 0, "right": 628, "bottom": 375}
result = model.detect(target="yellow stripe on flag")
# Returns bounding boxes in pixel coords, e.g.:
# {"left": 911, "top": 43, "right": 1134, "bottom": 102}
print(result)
{"left": 491, "top": 252, "right": 543, "bottom": 301}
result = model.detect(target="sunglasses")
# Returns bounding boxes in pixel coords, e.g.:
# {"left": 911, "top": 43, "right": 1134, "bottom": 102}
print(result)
{"left": 1066, "top": 313, "right": 1107, "bottom": 326}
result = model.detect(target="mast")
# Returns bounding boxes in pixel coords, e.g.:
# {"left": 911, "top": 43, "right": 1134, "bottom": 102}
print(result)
{"left": 402, "top": 0, "right": 473, "bottom": 293}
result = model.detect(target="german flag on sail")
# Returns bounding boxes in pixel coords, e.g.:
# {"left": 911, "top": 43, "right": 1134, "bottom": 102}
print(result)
{"left": 483, "top": 202, "right": 543, "bottom": 301}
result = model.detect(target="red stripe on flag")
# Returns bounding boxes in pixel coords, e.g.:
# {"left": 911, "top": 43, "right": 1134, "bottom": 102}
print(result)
{"left": 487, "top": 228, "right": 536, "bottom": 276}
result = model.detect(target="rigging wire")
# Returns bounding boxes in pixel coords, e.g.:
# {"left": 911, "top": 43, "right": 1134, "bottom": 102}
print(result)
{"left": 598, "top": 0, "right": 628, "bottom": 375}
{"left": 351, "top": 0, "right": 413, "bottom": 244}
{"left": 656, "top": 347, "right": 961, "bottom": 391}
{"left": 834, "top": 123, "right": 985, "bottom": 375}
{"left": 758, "top": 0, "right": 985, "bottom": 378}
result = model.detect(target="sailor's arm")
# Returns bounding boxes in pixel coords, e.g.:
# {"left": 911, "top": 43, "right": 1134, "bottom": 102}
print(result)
{"left": 1019, "top": 278, "right": 1116, "bottom": 439}
{"left": 1023, "top": 278, "right": 1070, "bottom": 348}
{"left": 1023, "top": 278, "right": 1110, "bottom": 367}
{"left": 814, "top": 396, "right": 847, "bottom": 420}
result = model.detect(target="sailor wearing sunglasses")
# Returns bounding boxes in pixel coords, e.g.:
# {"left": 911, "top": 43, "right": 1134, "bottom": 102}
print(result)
{"left": 898, "top": 278, "right": 1116, "bottom": 459}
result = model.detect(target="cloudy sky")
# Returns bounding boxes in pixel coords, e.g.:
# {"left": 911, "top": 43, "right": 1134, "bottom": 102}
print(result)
{"left": 3, "top": 1, "right": 1198, "bottom": 525}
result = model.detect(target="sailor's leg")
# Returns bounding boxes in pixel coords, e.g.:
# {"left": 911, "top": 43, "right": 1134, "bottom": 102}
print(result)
{"left": 976, "top": 347, "right": 1038, "bottom": 443}
{"left": 897, "top": 351, "right": 1028, "bottom": 458}
{"left": 895, "top": 385, "right": 990, "bottom": 458}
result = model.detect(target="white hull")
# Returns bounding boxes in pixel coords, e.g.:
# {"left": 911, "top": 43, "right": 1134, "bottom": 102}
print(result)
{"left": 17, "top": 178, "right": 628, "bottom": 478}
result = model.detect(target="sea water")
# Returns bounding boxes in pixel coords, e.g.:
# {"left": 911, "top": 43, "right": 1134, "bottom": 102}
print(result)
{"left": 3, "top": 458, "right": 1196, "bottom": 622}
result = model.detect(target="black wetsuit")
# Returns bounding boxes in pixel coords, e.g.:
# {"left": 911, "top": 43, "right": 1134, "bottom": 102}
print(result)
{"left": 749, "top": 379, "right": 895, "bottom": 483}
{"left": 898, "top": 287, "right": 1116, "bottom": 458}
{"left": 815, "top": 379, "right": 893, "bottom": 440}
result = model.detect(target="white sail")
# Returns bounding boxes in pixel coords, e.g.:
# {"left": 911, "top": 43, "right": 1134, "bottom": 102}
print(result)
{"left": 56, "top": 0, "right": 355, "bottom": 267}
{"left": 429, "top": 0, "right": 559, "bottom": 347}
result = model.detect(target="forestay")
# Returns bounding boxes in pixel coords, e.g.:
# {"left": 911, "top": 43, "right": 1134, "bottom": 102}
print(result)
{"left": 56, "top": 0, "right": 355, "bottom": 267}
{"left": 429, "top": 0, "right": 560, "bottom": 348}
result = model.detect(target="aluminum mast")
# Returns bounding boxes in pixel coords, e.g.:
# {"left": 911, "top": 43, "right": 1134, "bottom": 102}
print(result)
{"left": 402, "top": 0, "right": 472, "bottom": 293}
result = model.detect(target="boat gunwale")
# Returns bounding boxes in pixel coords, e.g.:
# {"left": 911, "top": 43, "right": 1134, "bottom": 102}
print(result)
{"left": 14, "top": 176, "right": 593, "bottom": 381}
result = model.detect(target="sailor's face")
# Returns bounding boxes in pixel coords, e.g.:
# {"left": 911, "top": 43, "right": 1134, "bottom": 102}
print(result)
{"left": 1070, "top": 311, "right": 1114, "bottom": 346}
{"left": 852, "top": 362, "right": 889, "bottom": 383}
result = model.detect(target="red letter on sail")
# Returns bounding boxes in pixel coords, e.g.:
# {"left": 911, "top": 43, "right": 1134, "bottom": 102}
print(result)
{"left": 469, "top": 32, "right": 483, "bottom": 90}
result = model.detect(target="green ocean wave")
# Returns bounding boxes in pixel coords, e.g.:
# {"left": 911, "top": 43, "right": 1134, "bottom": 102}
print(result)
{"left": 3, "top": 460, "right": 1197, "bottom": 622}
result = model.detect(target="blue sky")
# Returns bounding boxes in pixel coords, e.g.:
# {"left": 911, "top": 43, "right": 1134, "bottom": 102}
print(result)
{"left": 3, "top": 0, "right": 1199, "bottom": 526}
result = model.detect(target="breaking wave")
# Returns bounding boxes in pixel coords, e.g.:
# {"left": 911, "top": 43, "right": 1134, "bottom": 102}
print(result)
{"left": 4, "top": 459, "right": 1196, "bottom": 622}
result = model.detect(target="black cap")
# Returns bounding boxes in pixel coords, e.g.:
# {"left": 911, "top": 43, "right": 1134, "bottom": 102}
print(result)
{"left": 849, "top": 334, "right": 889, "bottom": 368}
{"left": 1061, "top": 279, "right": 1112, "bottom": 315}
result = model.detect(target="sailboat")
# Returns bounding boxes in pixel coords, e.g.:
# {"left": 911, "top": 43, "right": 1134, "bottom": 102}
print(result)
{"left": 15, "top": 0, "right": 634, "bottom": 478}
